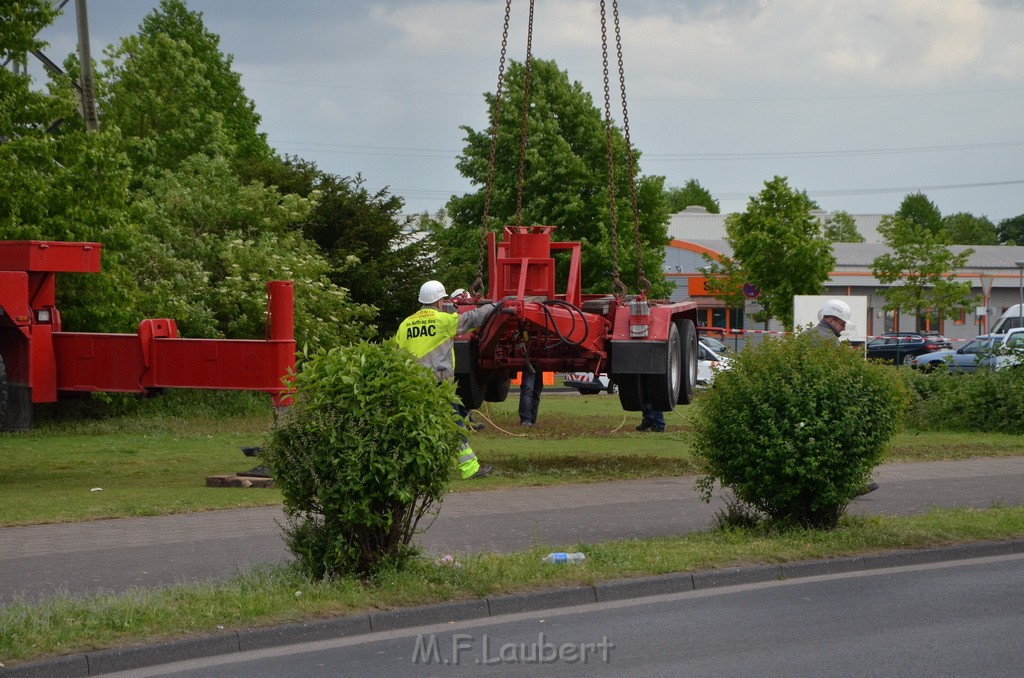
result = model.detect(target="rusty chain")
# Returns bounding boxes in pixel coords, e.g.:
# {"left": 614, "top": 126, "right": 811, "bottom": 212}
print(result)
{"left": 473, "top": 0, "right": 514, "bottom": 297}
{"left": 515, "top": 0, "right": 536, "bottom": 227}
{"left": 600, "top": 0, "right": 628, "bottom": 298}
{"left": 613, "top": 0, "right": 650, "bottom": 296}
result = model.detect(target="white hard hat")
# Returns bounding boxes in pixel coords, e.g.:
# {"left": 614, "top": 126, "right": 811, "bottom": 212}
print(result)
{"left": 818, "top": 299, "right": 851, "bottom": 323}
{"left": 418, "top": 280, "right": 448, "bottom": 304}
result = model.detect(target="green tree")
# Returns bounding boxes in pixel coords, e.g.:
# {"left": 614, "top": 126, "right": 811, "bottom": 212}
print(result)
{"left": 444, "top": 58, "right": 671, "bottom": 299}
{"left": 665, "top": 179, "right": 720, "bottom": 213}
{"left": 127, "top": 155, "right": 375, "bottom": 349}
{"left": 997, "top": 214, "right": 1024, "bottom": 246}
{"left": 302, "top": 174, "right": 437, "bottom": 337}
{"left": 0, "top": 1, "right": 144, "bottom": 332}
{"left": 722, "top": 176, "right": 835, "bottom": 329}
{"left": 871, "top": 215, "right": 976, "bottom": 326}
{"left": 822, "top": 210, "right": 864, "bottom": 243}
{"left": 97, "top": 0, "right": 272, "bottom": 177}
{"left": 941, "top": 212, "right": 997, "bottom": 245}
{"left": 895, "top": 192, "right": 943, "bottom": 235}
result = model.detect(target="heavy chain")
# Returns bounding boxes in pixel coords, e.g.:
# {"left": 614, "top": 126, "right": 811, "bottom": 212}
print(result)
{"left": 515, "top": 0, "right": 536, "bottom": 226}
{"left": 613, "top": 0, "right": 650, "bottom": 296}
{"left": 473, "top": 0, "right": 514, "bottom": 296}
{"left": 600, "top": 0, "right": 627, "bottom": 297}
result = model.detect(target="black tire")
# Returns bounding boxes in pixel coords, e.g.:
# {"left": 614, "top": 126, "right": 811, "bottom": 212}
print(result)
{"left": 0, "top": 353, "right": 7, "bottom": 431}
{"left": 902, "top": 353, "right": 915, "bottom": 366}
{"left": 484, "top": 373, "right": 511, "bottom": 402}
{"left": 616, "top": 374, "right": 644, "bottom": 411}
{"left": 607, "top": 382, "right": 619, "bottom": 395}
{"left": 643, "top": 321, "right": 682, "bottom": 411}
{"left": 455, "top": 369, "right": 486, "bottom": 410}
{"left": 675, "top": 319, "right": 698, "bottom": 405}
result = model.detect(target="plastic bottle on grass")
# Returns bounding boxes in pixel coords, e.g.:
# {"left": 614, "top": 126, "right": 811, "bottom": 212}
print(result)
{"left": 542, "top": 552, "right": 586, "bottom": 564}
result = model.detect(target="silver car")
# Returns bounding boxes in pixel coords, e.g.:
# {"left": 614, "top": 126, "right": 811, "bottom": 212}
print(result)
{"left": 911, "top": 334, "right": 1004, "bottom": 373}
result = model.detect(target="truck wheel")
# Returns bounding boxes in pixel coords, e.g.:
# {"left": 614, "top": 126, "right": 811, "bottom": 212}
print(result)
{"left": 455, "top": 368, "right": 486, "bottom": 410}
{"left": 615, "top": 374, "right": 645, "bottom": 411}
{"left": 484, "top": 373, "right": 511, "bottom": 402}
{"left": 643, "top": 321, "right": 682, "bottom": 411}
{"left": 0, "top": 353, "right": 7, "bottom": 431}
{"left": 675, "top": 319, "right": 698, "bottom": 405}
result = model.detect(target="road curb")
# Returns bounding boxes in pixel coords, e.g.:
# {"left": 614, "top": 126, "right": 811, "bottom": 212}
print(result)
{"left": 4, "top": 538, "right": 1023, "bottom": 677}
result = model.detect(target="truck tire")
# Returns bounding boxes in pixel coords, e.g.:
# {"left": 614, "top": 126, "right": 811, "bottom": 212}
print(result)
{"left": 675, "top": 319, "right": 698, "bottom": 405}
{"left": 0, "top": 353, "right": 7, "bottom": 431}
{"left": 643, "top": 321, "right": 682, "bottom": 411}
{"left": 615, "top": 374, "right": 644, "bottom": 411}
{"left": 484, "top": 373, "right": 511, "bottom": 402}
{"left": 455, "top": 367, "right": 486, "bottom": 410}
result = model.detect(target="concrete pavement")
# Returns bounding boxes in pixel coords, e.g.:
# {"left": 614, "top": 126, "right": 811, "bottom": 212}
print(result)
{"left": 3, "top": 457, "right": 1024, "bottom": 606}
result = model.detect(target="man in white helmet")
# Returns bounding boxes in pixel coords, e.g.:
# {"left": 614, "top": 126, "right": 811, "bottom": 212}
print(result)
{"left": 800, "top": 298, "right": 878, "bottom": 494}
{"left": 803, "top": 299, "right": 851, "bottom": 343}
{"left": 395, "top": 281, "right": 497, "bottom": 479}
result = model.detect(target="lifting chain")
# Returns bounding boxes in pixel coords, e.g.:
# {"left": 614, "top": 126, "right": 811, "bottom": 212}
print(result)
{"left": 476, "top": 0, "right": 647, "bottom": 299}
{"left": 473, "top": 0, "right": 514, "bottom": 297}
{"left": 601, "top": 0, "right": 649, "bottom": 298}
{"left": 473, "top": 0, "right": 536, "bottom": 297}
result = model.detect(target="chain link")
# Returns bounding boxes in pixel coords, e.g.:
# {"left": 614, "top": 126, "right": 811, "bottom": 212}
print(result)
{"left": 613, "top": 0, "right": 650, "bottom": 296}
{"left": 515, "top": 0, "right": 536, "bottom": 226}
{"left": 600, "top": 0, "right": 627, "bottom": 298}
{"left": 473, "top": 0, "right": 514, "bottom": 296}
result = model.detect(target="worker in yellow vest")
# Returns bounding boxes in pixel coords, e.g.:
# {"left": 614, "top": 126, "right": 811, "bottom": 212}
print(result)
{"left": 395, "top": 280, "right": 497, "bottom": 479}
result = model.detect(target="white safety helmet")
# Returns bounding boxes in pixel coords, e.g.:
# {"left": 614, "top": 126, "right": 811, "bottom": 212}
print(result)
{"left": 818, "top": 299, "right": 852, "bottom": 324}
{"left": 418, "top": 280, "right": 448, "bottom": 305}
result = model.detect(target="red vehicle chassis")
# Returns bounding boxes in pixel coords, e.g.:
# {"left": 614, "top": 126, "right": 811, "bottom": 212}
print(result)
{"left": 453, "top": 226, "right": 699, "bottom": 412}
{"left": 0, "top": 241, "right": 295, "bottom": 431}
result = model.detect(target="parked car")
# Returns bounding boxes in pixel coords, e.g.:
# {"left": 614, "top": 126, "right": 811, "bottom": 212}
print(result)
{"left": 865, "top": 332, "right": 952, "bottom": 366}
{"left": 563, "top": 372, "right": 618, "bottom": 395}
{"left": 698, "top": 336, "right": 731, "bottom": 354}
{"left": 984, "top": 328, "right": 1024, "bottom": 371}
{"left": 697, "top": 341, "right": 731, "bottom": 386}
{"left": 911, "top": 334, "right": 1004, "bottom": 373}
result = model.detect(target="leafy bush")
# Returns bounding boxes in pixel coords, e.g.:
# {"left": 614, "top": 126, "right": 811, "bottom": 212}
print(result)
{"left": 693, "top": 334, "right": 909, "bottom": 529}
{"left": 902, "top": 367, "right": 1024, "bottom": 434}
{"left": 262, "top": 342, "right": 461, "bottom": 579}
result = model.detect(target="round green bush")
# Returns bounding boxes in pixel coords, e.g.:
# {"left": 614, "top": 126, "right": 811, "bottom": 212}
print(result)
{"left": 693, "top": 334, "right": 909, "bottom": 529}
{"left": 262, "top": 341, "right": 463, "bottom": 578}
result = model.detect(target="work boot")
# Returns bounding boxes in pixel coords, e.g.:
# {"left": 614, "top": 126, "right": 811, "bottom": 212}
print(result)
{"left": 636, "top": 421, "right": 654, "bottom": 431}
{"left": 468, "top": 464, "right": 493, "bottom": 479}
{"left": 520, "top": 421, "right": 533, "bottom": 428}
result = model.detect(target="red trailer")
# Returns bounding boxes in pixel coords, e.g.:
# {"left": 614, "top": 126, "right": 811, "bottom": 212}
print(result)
{"left": 453, "top": 226, "right": 699, "bottom": 413}
{"left": 0, "top": 241, "right": 295, "bottom": 431}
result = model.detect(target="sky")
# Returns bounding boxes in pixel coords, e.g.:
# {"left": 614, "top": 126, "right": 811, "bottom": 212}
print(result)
{"left": 30, "top": 0, "right": 1024, "bottom": 221}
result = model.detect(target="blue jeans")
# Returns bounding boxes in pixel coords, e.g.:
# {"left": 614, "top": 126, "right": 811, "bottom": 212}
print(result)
{"left": 519, "top": 370, "right": 544, "bottom": 424}
{"left": 640, "top": 404, "right": 664, "bottom": 430}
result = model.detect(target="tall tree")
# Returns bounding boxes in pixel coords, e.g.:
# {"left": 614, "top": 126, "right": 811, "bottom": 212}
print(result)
{"left": 665, "top": 179, "right": 720, "bottom": 213}
{"left": 895, "top": 192, "right": 943, "bottom": 236}
{"left": 443, "top": 58, "right": 672, "bottom": 299}
{"left": 720, "top": 176, "right": 835, "bottom": 330}
{"left": 302, "top": 174, "right": 436, "bottom": 337}
{"left": 997, "top": 214, "right": 1024, "bottom": 246}
{"left": 871, "top": 216, "right": 976, "bottom": 327}
{"left": 0, "top": 0, "right": 143, "bottom": 332}
{"left": 942, "top": 212, "right": 997, "bottom": 245}
{"left": 822, "top": 210, "right": 864, "bottom": 243}
{"left": 98, "top": 0, "right": 272, "bottom": 176}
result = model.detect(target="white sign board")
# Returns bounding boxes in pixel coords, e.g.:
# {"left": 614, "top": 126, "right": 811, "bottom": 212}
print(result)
{"left": 793, "top": 295, "right": 868, "bottom": 343}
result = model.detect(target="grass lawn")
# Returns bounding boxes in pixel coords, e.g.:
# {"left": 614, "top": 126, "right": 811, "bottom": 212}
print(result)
{"left": 2, "top": 389, "right": 1022, "bottom": 526}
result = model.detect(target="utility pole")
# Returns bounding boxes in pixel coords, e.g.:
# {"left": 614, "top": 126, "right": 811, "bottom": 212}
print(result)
{"left": 75, "top": 0, "right": 99, "bottom": 131}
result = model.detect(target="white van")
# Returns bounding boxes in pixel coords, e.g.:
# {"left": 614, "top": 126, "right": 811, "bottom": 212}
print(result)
{"left": 990, "top": 305, "right": 1024, "bottom": 334}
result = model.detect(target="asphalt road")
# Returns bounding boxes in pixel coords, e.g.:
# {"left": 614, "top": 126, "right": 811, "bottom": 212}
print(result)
{"left": 107, "top": 554, "right": 1024, "bottom": 677}
{"left": 4, "top": 457, "right": 1024, "bottom": 607}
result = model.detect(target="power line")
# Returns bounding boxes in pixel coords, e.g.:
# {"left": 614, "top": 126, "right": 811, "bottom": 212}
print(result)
{"left": 714, "top": 179, "right": 1024, "bottom": 201}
